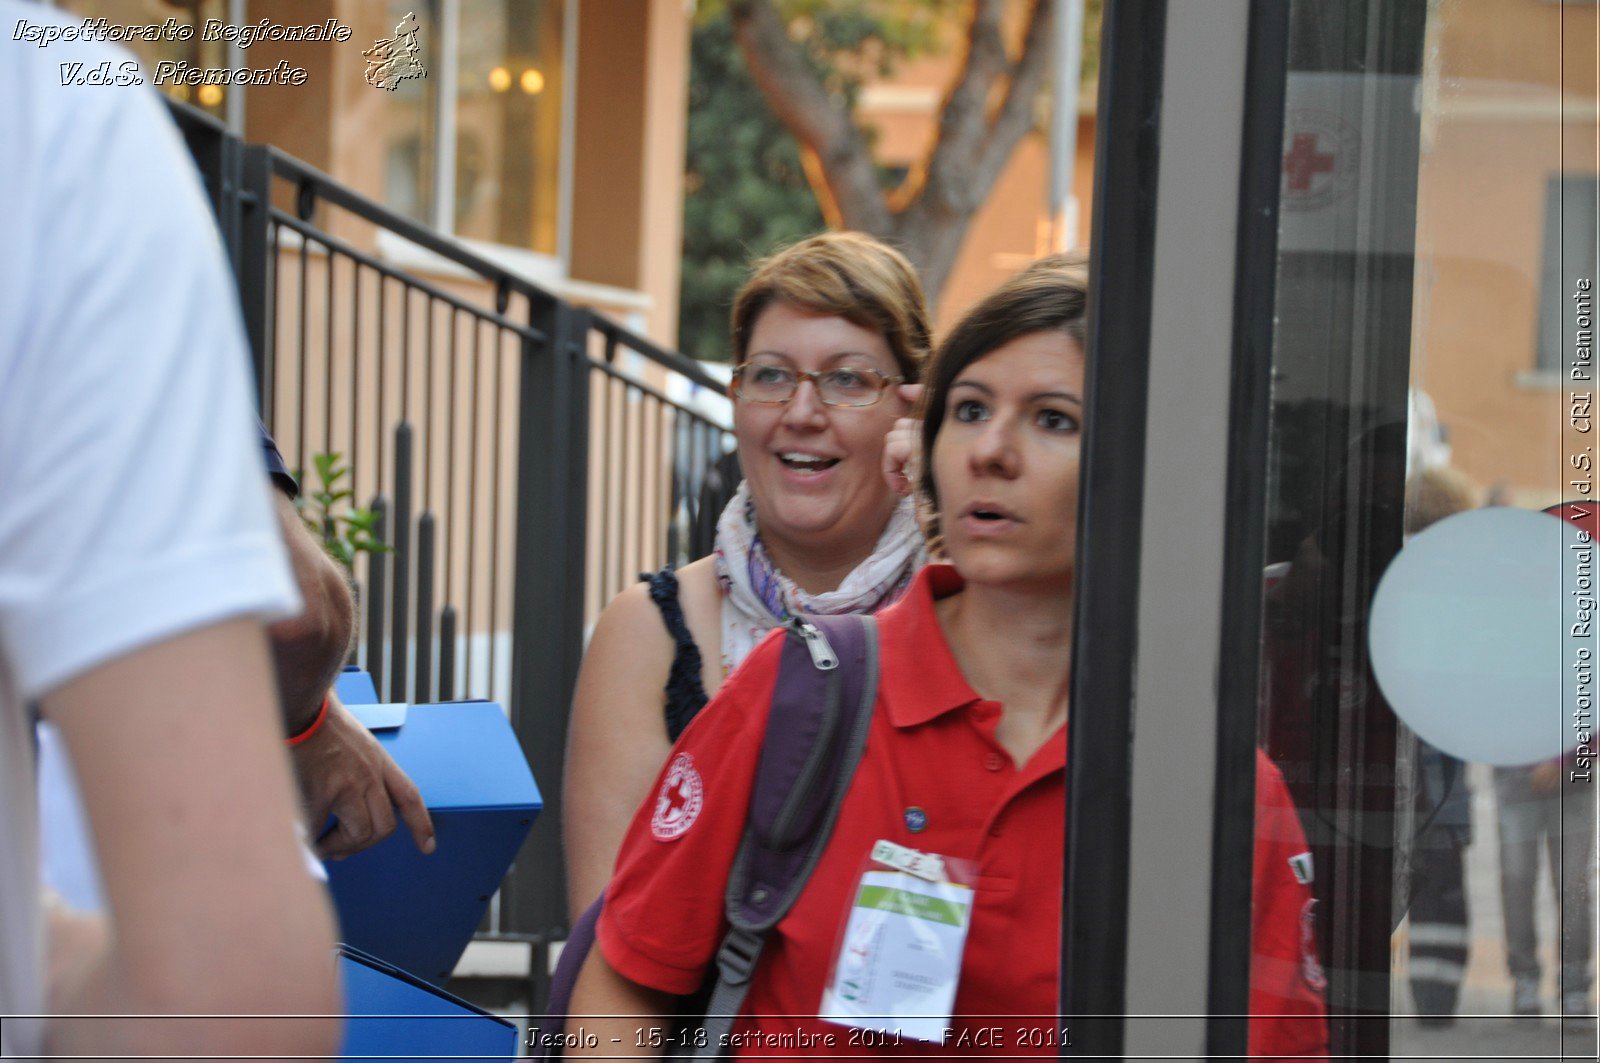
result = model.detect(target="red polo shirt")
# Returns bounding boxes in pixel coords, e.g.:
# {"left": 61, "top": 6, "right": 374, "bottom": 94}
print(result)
{"left": 598, "top": 564, "right": 1325, "bottom": 1058}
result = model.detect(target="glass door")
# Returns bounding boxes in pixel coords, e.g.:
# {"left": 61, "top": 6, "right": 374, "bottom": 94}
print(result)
{"left": 1067, "top": 2, "right": 1598, "bottom": 1059}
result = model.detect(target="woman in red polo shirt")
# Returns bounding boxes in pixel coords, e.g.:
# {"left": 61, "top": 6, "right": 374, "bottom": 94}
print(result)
{"left": 569, "top": 257, "right": 1326, "bottom": 1058}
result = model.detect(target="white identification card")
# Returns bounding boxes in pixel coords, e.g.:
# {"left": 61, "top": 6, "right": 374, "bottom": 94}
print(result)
{"left": 819, "top": 867, "right": 975, "bottom": 1043}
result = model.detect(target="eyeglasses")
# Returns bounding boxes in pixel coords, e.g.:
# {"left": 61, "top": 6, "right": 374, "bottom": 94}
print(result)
{"left": 731, "top": 364, "right": 903, "bottom": 408}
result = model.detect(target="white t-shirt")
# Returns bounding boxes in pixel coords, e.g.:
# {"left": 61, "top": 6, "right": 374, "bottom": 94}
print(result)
{"left": 0, "top": 5, "right": 300, "bottom": 1053}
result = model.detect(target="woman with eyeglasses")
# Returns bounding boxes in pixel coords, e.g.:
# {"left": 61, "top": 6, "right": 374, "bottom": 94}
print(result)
{"left": 563, "top": 232, "right": 930, "bottom": 916}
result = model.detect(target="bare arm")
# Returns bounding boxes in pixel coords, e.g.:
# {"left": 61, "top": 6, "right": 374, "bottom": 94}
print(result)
{"left": 563, "top": 582, "right": 679, "bottom": 916}
{"left": 567, "top": 949, "right": 675, "bottom": 1059}
{"left": 41, "top": 888, "right": 107, "bottom": 1017}
{"left": 269, "top": 492, "right": 355, "bottom": 733}
{"left": 271, "top": 493, "right": 434, "bottom": 856}
{"left": 41, "top": 618, "right": 340, "bottom": 1059}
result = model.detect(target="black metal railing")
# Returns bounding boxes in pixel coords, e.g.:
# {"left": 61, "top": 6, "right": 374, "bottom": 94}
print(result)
{"left": 585, "top": 314, "right": 738, "bottom": 615}
{"left": 170, "top": 102, "right": 733, "bottom": 984}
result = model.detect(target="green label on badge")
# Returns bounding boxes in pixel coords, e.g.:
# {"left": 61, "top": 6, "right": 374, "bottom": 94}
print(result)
{"left": 855, "top": 885, "right": 969, "bottom": 927}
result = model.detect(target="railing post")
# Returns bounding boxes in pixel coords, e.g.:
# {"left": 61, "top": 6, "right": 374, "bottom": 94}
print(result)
{"left": 237, "top": 145, "right": 275, "bottom": 405}
{"left": 507, "top": 295, "right": 591, "bottom": 951}
{"left": 169, "top": 100, "right": 226, "bottom": 226}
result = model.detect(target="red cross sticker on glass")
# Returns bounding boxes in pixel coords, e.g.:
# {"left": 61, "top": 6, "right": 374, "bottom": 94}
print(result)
{"left": 1283, "top": 132, "right": 1336, "bottom": 193}
{"left": 1280, "top": 108, "right": 1358, "bottom": 212}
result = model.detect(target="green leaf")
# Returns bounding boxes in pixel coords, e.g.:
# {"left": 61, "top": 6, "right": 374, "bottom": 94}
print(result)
{"left": 293, "top": 451, "right": 387, "bottom": 559}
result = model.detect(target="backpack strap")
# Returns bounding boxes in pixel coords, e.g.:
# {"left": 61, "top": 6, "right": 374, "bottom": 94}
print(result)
{"left": 695, "top": 613, "right": 879, "bottom": 1057}
{"left": 543, "top": 891, "right": 602, "bottom": 1048}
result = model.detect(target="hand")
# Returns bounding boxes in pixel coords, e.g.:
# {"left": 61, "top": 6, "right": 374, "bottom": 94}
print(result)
{"left": 291, "top": 691, "right": 436, "bottom": 860}
{"left": 882, "top": 383, "right": 926, "bottom": 497}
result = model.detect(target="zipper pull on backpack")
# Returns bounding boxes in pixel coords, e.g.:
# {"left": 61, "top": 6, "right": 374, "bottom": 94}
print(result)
{"left": 787, "top": 615, "right": 839, "bottom": 671}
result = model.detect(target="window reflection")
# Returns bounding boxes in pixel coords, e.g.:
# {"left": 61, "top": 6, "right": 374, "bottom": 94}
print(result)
{"left": 1259, "top": 0, "right": 1599, "bottom": 1057}
{"left": 57, "top": 0, "right": 231, "bottom": 114}
{"left": 453, "top": 0, "right": 564, "bottom": 254}
{"left": 374, "top": 0, "right": 564, "bottom": 255}
{"left": 380, "top": 1, "right": 441, "bottom": 226}
{"left": 1406, "top": 0, "right": 1597, "bottom": 1049}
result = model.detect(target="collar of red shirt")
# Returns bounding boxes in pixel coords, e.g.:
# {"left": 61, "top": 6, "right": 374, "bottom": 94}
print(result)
{"left": 875, "top": 563, "right": 989, "bottom": 728}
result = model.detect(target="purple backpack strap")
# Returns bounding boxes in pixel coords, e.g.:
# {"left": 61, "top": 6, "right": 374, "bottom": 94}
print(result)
{"left": 695, "top": 613, "right": 879, "bottom": 1057}
{"left": 538, "top": 614, "right": 878, "bottom": 1061}
{"left": 541, "top": 891, "right": 602, "bottom": 1051}
{"left": 726, "top": 614, "right": 878, "bottom": 927}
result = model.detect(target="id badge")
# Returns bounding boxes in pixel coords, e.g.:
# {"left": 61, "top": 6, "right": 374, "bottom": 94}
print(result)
{"left": 819, "top": 840, "right": 977, "bottom": 1043}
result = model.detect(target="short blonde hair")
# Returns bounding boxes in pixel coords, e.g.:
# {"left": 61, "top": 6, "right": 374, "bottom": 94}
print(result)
{"left": 730, "top": 231, "right": 930, "bottom": 382}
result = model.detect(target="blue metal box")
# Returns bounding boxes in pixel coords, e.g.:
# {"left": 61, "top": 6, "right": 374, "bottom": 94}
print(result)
{"left": 335, "top": 666, "right": 380, "bottom": 705}
{"left": 340, "top": 944, "right": 519, "bottom": 1061}
{"left": 324, "top": 696, "right": 541, "bottom": 984}
{"left": 324, "top": 697, "right": 544, "bottom": 986}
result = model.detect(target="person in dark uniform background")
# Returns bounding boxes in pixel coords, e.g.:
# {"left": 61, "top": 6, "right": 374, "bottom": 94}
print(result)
{"left": 1401, "top": 466, "right": 1481, "bottom": 1026}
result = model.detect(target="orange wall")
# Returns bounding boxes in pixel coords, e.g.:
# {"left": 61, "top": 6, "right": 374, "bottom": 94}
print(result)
{"left": 570, "top": 0, "right": 689, "bottom": 342}
{"left": 1412, "top": 0, "right": 1598, "bottom": 504}
{"left": 932, "top": 116, "right": 1096, "bottom": 333}
{"left": 570, "top": 1, "right": 648, "bottom": 291}
{"left": 853, "top": 4, "right": 1095, "bottom": 333}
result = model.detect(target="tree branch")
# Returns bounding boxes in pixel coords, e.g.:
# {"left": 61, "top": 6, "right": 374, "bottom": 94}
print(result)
{"left": 729, "top": 0, "right": 892, "bottom": 234}
{"left": 973, "top": 0, "right": 1055, "bottom": 195}
{"left": 895, "top": 0, "right": 1054, "bottom": 299}
{"left": 908, "top": 0, "right": 1012, "bottom": 216}
{"left": 724, "top": 0, "right": 1056, "bottom": 308}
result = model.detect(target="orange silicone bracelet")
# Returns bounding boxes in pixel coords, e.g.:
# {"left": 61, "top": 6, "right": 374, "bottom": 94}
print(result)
{"left": 286, "top": 694, "right": 330, "bottom": 746}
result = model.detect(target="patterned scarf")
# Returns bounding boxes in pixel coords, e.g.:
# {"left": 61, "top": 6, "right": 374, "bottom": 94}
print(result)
{"left": 713, "top": 480, "right": 925, "bottom": 674}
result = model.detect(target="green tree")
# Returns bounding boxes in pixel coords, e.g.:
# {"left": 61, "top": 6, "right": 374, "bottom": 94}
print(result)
{"left": 678, "top": 15, "right": 826, "bottom": 363}
{"left": 681, "top": 1, "right": 1100, "bottom": 351}
{"left": 728, "top": 0, "right": 1060, "bottom": 307}
{"left": 679, "top": 1, "right": 953, "bottom": 362}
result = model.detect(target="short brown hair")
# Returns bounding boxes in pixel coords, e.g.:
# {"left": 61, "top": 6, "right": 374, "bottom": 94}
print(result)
{"left": 918, "top": 254, "right": 1090, "bottom": 529}
{"left": 1405, "top": 465, "right": 1481, "bottom": 535}
{"left": 730, "top": 231, "right": 930, "bottom": 382}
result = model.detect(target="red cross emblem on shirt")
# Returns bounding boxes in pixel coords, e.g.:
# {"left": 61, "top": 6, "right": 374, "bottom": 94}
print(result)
{"left": 650, "top": 753, "right": 703, "bottom": 840}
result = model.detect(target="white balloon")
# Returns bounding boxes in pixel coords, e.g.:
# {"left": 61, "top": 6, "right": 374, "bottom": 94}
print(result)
{"left": 1368, "top": 507, "right": 1596, "bottom": 766}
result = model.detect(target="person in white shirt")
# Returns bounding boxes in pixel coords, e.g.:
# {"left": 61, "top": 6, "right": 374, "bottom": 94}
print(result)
{"left": 0, "top": 4, "right": 339, "bottom": 1057}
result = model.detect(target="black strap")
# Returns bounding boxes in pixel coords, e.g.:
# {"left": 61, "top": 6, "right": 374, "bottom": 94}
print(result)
{"left": 641, "top": 567, "right": 710, "bottom": 739}
{"left": 694, "top": 614, "right": 879, "bottom": 1058}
